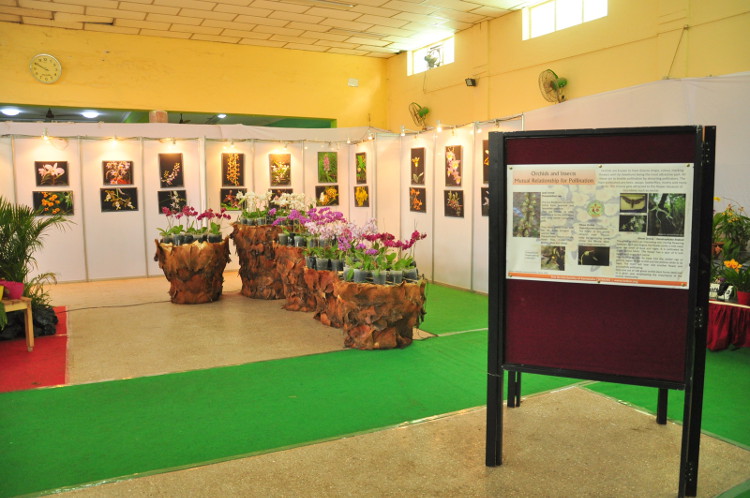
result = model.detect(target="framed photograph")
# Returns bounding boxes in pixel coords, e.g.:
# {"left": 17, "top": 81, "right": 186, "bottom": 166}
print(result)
{"left": 222, "top": 152, "right": 245, "bottom": 187}
{"left": 100, "top": 187, "right": 138, "bottom": 212}
{"left": 157, "top": 189, "right": 186, "bottom": 214}
{"left": 317, "top": 151, "right": 338, "bottom": 183}
{"left": 159, "top": 153, "right": 184, "bottom": 187}
{"left": 409, "top": 187, "right": 426, "bottom": 213}
{"left": 444, "top": 190, "right": 464, "bottom": 217}
{"left": 481, "top": 187, "right": 490, "bottom": 217}
{"left": 445, "top": 145, "right": 462, "bottom": 186}
{"left": 33, "top": 190, "right": 74, "bottom": 216}
{"left": 269, "top": 153, "right": 291, "bottom": 186}
{"left": 354, "top": 186, "right": 369, "bottom": 207}
{"left": 355, "top": 152, "right": 367, "bottom": 184}
{"left": 483, "top": 139, "right": 490, "bottom": 184}
{"left": 35, "top": 161, "right": 69, "bottom": 186}
{"left": 316, "top": 185, "right": 339, "bottom": 206}
{"left": 410, "top": 148, "right": 425, "bottom": 185}
{"left": 220, "top": 188, "right": 246, "bottom": 211}
{"left": 102, "top": 160, "right": 134, "bottom": 185}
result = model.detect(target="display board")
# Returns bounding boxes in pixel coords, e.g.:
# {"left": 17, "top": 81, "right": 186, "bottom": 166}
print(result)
{"left": 486, "top": 126, "right": 716, "bottom": 497}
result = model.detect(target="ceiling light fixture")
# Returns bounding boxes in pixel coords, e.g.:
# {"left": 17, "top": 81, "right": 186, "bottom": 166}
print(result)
{"left": 217, "top": 114, "right": 227, "bottom": 119}
{"left": 1, "top": 107, "right": 20, "bottom": 116}
{"left": 81, "top": 110, "right": 100, "bottom": 119}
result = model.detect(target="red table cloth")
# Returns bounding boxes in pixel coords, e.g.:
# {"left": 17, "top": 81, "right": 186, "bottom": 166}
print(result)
{"left": 707, "top": 301, "right": 750, "bottom": 351}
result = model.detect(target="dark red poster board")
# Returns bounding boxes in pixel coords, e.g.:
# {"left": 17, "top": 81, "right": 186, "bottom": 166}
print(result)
{"left": 486, "top": 126, "right": 716, "bottom": 497}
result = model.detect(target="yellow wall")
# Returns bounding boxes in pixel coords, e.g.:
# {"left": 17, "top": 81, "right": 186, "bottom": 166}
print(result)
{"left": 1, "top": 0, "right": 748, "bottom": 131}
{"left": 385, "top": 0, "right": 750, "bottom": 131}
{"left": 0, "top": 23, "right": 388, "bottom": 128}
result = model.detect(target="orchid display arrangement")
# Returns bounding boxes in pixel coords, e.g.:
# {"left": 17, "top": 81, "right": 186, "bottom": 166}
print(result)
{"left": 722, "top": 259, "right": 750, "bottom": 293}
{"left": 271, "top": 192, "right": 312, "bottom": 220}
{"left": 236, "top": 190, "right": 273, "bottom": 221}
{"left": 197, "top": 207, "right": 232, "bottom": 236}
{"left": 713, "top": 197, "right": 750, "bottom": 262}
{"left": 272, "top": 208, "right": 311, "bottom": 236}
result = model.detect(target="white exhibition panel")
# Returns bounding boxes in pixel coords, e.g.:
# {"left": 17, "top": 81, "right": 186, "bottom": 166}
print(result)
{"left": 143, "top": 139, "right": 203, "bottom": 277}
{"left": 347, "top": 141, "right": 375, "bottom": 225}
{"left": 0, "top": 138, "right": 14, "bottom": 202}
{"left": 373, "top": 136, "right": 400, "bottom": 237}
{"left": 13, "top": 137, "right": 87, "bottom": 282}
{"left": 302, "top": 141, "right": 350, "bottom": 220}
{"left": 432, "top": 125, "right": 475, "bottom": 289}
{"left": 471, "top": 120, "right": 524, "bottom": 293}
{"left": 400, "top": 133, "right": 433, "bottom": 282}
{"left": 80, "top": 138, "right": 148, "bottom": 280}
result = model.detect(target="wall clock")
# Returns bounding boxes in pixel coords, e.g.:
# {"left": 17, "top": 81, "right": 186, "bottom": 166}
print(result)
{"left": 29, "top": 53, "right": 62, "bottom": 84}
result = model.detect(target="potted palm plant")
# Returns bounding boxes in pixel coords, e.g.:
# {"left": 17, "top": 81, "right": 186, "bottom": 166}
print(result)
{"left": 0, "top": 196, "right": 69, "bottom": 338}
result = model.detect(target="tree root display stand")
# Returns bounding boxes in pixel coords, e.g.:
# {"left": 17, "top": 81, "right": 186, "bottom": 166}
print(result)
{"left": 333, "top": 279, "right": 426, "bottom": 350}
{"left": 304, "top": 268, "right": 344, "bottom": 328}
{"left": 231, "top": 224, "right": 284, "bottom": 299}
{"left": 275, "top": 245, "right": 316, "bottom": 312}
{"left": 154, "top": 239, "right": 230, "bottom": 304}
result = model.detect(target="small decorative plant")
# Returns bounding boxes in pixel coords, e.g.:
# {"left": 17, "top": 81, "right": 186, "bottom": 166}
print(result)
{"left": 712, "top": 197, "right": 750, "bottom": 281}
{"left": 722, "top": 259, "right": 750, "bottom": 293}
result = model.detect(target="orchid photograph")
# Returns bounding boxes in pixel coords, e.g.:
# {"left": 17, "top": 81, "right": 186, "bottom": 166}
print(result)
{"left": 35, "top": 161, "right": 68, "bottom": 186}
{"left": 159, "top": 153, "right": 184, "bottom": 187}
{"left": 222, "top": 152, "right": 244, "bottom": 187}
{"left": 317, "top": 151, "right": 337, "bottom": 183}
{"left": 269, "top": 153, "right": 291, "bottom": 186}
{"left": 102, "top": 160, "right": 133, "bottom": 185}
{"left": 33, "top": 190, "right": 74, "bottom": 216}
{"left": 100, "top": 187, "right": 138, "bottom": 211}
{"left": 445, "top": 145, "right": 462, "bottom": 187}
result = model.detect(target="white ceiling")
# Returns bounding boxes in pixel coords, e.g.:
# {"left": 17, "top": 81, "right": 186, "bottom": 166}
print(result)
{"left": 1, "top": 0, "right": 525, "bottom": 58}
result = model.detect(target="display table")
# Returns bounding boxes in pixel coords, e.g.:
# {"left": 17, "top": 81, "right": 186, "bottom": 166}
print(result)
{"left": 303, "top": 268, "right": 344, "bottom": 328}
{"left": 1, "top": 297, "right": 34, "bottom": 351}
{"left": 275, "top": 245, "right": 316, "bottom": 312}
{"left": 154, "top": 239, "right": 230, "bottom": 304}
{"left": 333, "top": 279, "right": 426, "bottom": 350}
{"left": 231, "top": 224, "right": 284, "bottom": 299}
{"left": 707, "top": 300, "right": 750, "bottom": 351}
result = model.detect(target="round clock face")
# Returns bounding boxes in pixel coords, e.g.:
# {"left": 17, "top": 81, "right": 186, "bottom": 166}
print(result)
{"left": 30, "top": 54, "right": 62, "bottom": 84}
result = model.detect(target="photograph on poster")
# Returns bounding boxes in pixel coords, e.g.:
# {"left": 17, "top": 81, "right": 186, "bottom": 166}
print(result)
{"left": 444, "top": 190, "right": 464, "bottom": 217}
{"left": 619, "top": 215, "right": 647, "bottom": 232}
{"left": 445, "top": 145, "right": 462, "bottom": 186}
{"left": 33, "top": 190, "right": 73, "bottom": 216}
{"left": 159, "top": 153, "right": 183, "bottom": 187}
{"left": 317, "top": 152, "right": 337, "bottom": 183}
{"left": 269, "top": 188, "right": 293, "bottom": 209}
{"left": 411, "top": 148, "right": 425, "bottom": 185}
{"left": 101, "top": 188, "right": 138, "bottom": 211}
{"left": 647, "top": 193, "right": 686, "bottom": 236}
{"left": 483, "top": 140, "right": 490, "bottom": 184}
{"left": 481, "top": 187, "right": 490, "bottom": 217}
{"left": 506, "top": 163, "right": 693, "bottom": 288}
{"left": 35, "top": 161, "right": 68, "bottom": 186}
{"left": 620, "top": 193, "right": 647, "bottom": 213}
{"left": 410, "top": 187, "right": 426, "bottom": 213}
{"left": 578, "top": 246, "right": 611, "bottom": 266}
{"left": 356, "top": 152, "right": 367, "bottom": 184}
{"left": 158, "top": 189, "right": 186, "bottom": 214}
{"left": 541, "top": 245, "right": 566, "bottom": 271}
{"left": 222, "top": 153, "right": 244, "bottom": 187}
{"left": 220, "top": 188, "right": 246, "bottom": 211}
{"left": 316, "top": 185, "right": 339, "bottom": 206}
{"left": 512, "top": 192, "right": 541, "bottom": 237}
{"left": 269, "top": 154, "right": 291, "bottom": 186}
{"left": 102, "top": 161, "right": 133, "bottom": 185}
{"left": 354, "top": 186, "right": 369, "bottom": 207}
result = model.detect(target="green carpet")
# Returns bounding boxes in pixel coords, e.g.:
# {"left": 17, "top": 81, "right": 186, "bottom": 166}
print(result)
{"left": 585, "top": 347, "right": 750, "bottom": 448}
{"left": 421, "top": 283, "right": 488, "bottom": 335}
{"left": 0, "top": 330, "right": 577, "bottom": 497}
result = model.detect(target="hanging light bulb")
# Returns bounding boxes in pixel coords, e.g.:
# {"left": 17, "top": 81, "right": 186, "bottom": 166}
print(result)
{"left": 451, "top": 126, "right": 456, "bottom": 136}
{"left": 400, "top": 125, "right": 405, "bottom": 137}
{"left": 346, "top": 137, "right": 351, "bottom": 144}
{"left": 42, "top": 128, "right": 49, "bottom": 141}
{"left": 476, "top": 124, "right": 482, "bottom": 134}
{"left": 436, "top": 120, "right": 442, "bottom": 132}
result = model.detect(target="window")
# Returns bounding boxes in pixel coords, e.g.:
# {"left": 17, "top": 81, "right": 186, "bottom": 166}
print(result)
{"left": 408, "top": 37, "right": 455, "bottom": 76}
{"left": 523, "top": 0, "right": 607, "bottom": 40}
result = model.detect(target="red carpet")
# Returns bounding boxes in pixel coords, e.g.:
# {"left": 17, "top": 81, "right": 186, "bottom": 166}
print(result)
{"left": 0, "top": 306, "right": 68, "bottom": 393}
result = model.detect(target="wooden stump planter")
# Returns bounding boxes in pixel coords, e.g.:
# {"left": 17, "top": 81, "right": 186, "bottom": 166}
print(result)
{"left": 154, "top": 239, "right": 231, "bottom": 304}
{"left": 334, "top": 280, "right": 426, "bottom": 350}
{"left": 231, "top": 224, "right": 284, "bottom": 299}
{"left": 303, "top": 268, "right": 344, "bottom": 328}
{"left": 275, "top": 245, "right": 317, "bottom": 312}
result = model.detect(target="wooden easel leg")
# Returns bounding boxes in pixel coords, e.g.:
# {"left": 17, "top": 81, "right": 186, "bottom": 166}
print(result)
{"left": 24, "top": 302, "right": 34, "bottom": 352}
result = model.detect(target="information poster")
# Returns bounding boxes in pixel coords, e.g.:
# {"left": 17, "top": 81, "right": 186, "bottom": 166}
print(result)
{"left": 506, "top": 163, "right": 693, "bottom": 288}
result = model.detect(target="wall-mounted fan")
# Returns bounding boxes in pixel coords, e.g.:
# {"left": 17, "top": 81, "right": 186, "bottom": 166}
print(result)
{"left": 408, "top": 102, "right": 429, "bottom": 130}
{"left": 538, "top": 69, "right": 568, "bottom": 103}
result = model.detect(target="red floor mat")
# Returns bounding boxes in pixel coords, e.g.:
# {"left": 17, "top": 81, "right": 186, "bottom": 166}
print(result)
{"left": 0, "top": 306, "right": 67, "bottom": 393}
